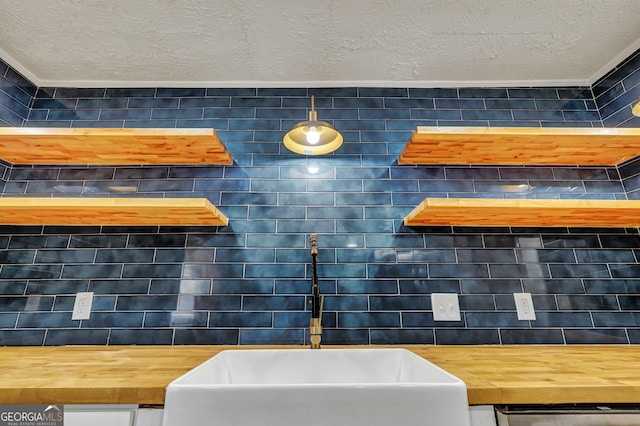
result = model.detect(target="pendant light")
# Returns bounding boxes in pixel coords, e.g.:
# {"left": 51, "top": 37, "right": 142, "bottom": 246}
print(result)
{"left": 283, "top": 96, "right": 343, "bottom": 155}
{"left": 633, "top": 98, "right": 640, "bottom": 117}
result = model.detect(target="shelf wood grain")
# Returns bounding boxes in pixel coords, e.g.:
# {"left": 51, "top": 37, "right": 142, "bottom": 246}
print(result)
{"left": 399, "top": 126, "right": 640, "bottom": 165}
{"left": 404, "top": 198, "right": 640, "bottom": 227}
{"left": 0, "top": 197, "right": 228, "bottom": 226}
{"left": 0, "top": 127, "right": 233, "bottom": 165}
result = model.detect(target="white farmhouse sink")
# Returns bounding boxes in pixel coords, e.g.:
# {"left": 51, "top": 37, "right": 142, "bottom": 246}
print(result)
{"left": 162, "top": 348, "right": 470, "bottom": 426}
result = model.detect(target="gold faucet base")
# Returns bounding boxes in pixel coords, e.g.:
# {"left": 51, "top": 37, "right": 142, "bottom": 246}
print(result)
{"left": 309, "top": 318, "right": 322, "bottom": 349}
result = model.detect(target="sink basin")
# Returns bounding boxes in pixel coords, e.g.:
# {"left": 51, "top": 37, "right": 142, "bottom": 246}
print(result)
{"left": 162, "top": 348, "right": 470, "bottom": 426}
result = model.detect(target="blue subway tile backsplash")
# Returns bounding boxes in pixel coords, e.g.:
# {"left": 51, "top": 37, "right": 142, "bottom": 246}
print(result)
{"left": 1, "top": 50, "right": 640, "bottom": 345}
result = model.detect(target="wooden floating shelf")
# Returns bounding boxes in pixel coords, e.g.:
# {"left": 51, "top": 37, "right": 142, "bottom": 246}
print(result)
{"left": 0, "top": 127, "right": 233, "bottom": 165}
{"left": 399, "top": 126, "right": 640, "bottom": 166}
{"left": 404, "top": 198, "right": 640, "bottom": 227}
{"left": 0, "top": 198, "right": 228, "bottom": 226}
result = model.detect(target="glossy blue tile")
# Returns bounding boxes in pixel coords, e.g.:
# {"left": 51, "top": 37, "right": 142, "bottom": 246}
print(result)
{"left": 336, "top": 279, "right": 397, "bottom": 296}
{"left": 129, "top": 97, "right": 180, "bottom": 109}
{"left": 500, "top": 329, "right": 564, "bottom": 344}
{"left": 1, "top": 265, "right": 62, "bottom": 279}
{"left": 231, "top": 97, "right": 281, "bottom": 108}
{"left": 76, "top": 98, "right": 128, "bottom": 109}
{"left": 105, "top": 88, "right": 155, "bottom": 98}
{"left": 69, "top": 235, "right": 127, "bottom": 249}
{"left": 410, "top": 109, "right": 462, "bottom": 120}
{"left": 240, "top": 328, "right": 304, "bottom": 345}
{"left": 35, "top": 249, "right": 95, "bottom": 263}
{"left": 0, "top": 330, "right": 46, "bottom": 345}
{"left": 138, "top": 179, "right": 194, "bottom": 192}
{"left": 457, "top": 249, "right": 516, "bottom": 263}
{"left": 0, "top": 281, "right": 27, "bottom": 295}
{"left": 462, "top": 279, "right": 522, "bottom": 294}
{"left": 221, "top": 193, "right": 274, "bottom": 205}
{"left": 149, "top": 279, "right": 209, "bottom": 294}
{"left": 18, "top": 312, "right": 77, "bottom": 328}
{"left": 490, "top": 264, "right": 550, "bottom": 279}
{"left": 144, "top": 312, "right": 208, "bottom": 327}
{"left": 321, "top": 328, "right": 369, "bottom": 345}
{"left": 467, "top": 312, "right": 525, "bottom": 328}
{"left": 109, "top": 329, "right": 174, "bottom": 345}
{"left": 0, "top": 249, "right": 36, "bottom": 263}
{"left": 462, "top": 110, "right": 512, "bottom": 120}
{"left": 426, "top": 235, "right": 484, "bottom": 248}
{"left": 0, "top": 313, "right": 18, "bottom": 327}
{"left": 337, "top": 248, "right": 395, "bottom": 263}
{"left": 178, "top": 295, "right": 241, "bottom": 310}
{"left": 186, "top": 234, "right": 246, "bottom": 248}
{"left": 116, "top": 295, "right": 177, "bottom": 311}
{"left": 368, "top": 264, "right": 426, "bottom": 278}
{"left": 8, "top": 234, "right": 69, "bottom": 249}
{"left": 435, "top": 329, "right": 500, "bottom": 345}
{"left": 307, "top": 206, "right": 363, "bottom": 219}
{"left": 430, "top": 264, "right": 489, "bottom": 278}
{"left": 48, "top": 109, "right": 100, "bottom": 120}
{"left": 618, "top": 296, "right": 640, "bottom": 310}
{"left": 99, "top": 108, "right": 151, "bottom": 120}
{"left": 629, "top": 329, "right": 640, "bottom": 344}
{"left": 274, "top": 311, "right": 316, "bottom": 328}
{"left": 122, "top": 263, "right": 182, "bottom": 278}
{"left": 564, "top": 328, "right": 629, "bottom": 344}
{"left": 243, "top": 295, "right": 305, "bottom": 311}
{"left": 127, "top": 234, "right": 186, "bottom": 247}
{"left": 174, "top": 329, "right": 239, "bottom": 345}
{"left": 549, "top": 263, "right": 610, "bottom": 279}
{"left": 26, "top": 279, "right": 88, "bottom": 295}
{"left": 592, "top": 312, "right": 640, "bottom": 327}
{"left": 338, "top": 312, "right": 400, "bottom": 328}
{"left": 600, "top": 234, "right": 640, "bottom": 248}
{"left": 45, "top": 329, "right": 109, "bottom": 345}
{"left": 357, "top": 88, "right": 407, "bottom": 97}
{"left": 82, "top": 312, "right": 144, "bottom": 328}
{"left": 400, "top": 279, "right": 460, "bottom": 294}
{"left": 369, "top": 295, "right": 430, "bottom": 310}
{"left": 210, "top": 311, "right": 272, "bottom": 327}
{"left": 95, "top": 248, "right": 155, "bottom": 263}
{"left": 371, "top": 329, "right": 434, "bottom": 344}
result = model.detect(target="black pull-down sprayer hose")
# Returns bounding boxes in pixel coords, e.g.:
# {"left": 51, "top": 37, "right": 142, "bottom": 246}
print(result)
{"left": 310, "top": 234, "right": 320, "bottom": 318}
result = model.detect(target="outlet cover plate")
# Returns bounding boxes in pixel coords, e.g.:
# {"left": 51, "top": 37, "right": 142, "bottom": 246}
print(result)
{"left": 72, "top": 292, "right": 94, "bottom": 320}
{"left": 431, "top": 293, "right": 461, "bottom": 322}
{"left": 514, "top": 292, "right": 536, "bottom": 320}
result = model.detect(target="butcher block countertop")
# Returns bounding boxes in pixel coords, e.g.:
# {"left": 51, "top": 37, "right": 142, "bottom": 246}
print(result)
{"left": 2, "top": 345, "right": 640, "bottom": 406}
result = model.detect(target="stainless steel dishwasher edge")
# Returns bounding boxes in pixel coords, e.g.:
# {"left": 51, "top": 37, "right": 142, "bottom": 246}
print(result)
{"left": 495, "top": 405, "right": 640, "bottom": 425}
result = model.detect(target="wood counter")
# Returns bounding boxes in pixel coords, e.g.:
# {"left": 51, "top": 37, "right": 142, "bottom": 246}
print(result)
{"left": 1, "top": 345, "right": 640, "bottom": 406}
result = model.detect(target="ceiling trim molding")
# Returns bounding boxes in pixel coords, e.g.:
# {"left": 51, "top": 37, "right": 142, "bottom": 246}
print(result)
{"left": 31, "top": 78, "right": 591, "bottom": 89}
{"left": 589, "top": 36, "right": 640, "bottom": 86}
{"left": 0, "top": 47, "right": 40, "bottom": 87}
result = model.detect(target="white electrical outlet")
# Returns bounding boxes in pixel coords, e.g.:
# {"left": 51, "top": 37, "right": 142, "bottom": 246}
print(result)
{"left": 72, "top": 292, "right": 94, "bottom": 320}
{"left": 431, "top": 293, "right": 461, "bottom": 321}
{"left": 514, "top": 292, "right": 536, "bottom": 320}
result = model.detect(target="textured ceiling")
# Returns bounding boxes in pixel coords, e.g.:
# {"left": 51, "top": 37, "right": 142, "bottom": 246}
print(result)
{"left": 1, "top": 0, "right": 640, "bottom": 88}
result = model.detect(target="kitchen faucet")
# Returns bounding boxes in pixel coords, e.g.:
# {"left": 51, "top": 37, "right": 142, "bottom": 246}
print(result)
{"left": 309, "top": 234, "right": 324, "bottom": 349}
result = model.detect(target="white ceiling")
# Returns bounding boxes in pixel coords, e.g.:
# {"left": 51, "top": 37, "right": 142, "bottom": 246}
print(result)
{"left": 1, "top": 0, "right": 640, "bottom": 88}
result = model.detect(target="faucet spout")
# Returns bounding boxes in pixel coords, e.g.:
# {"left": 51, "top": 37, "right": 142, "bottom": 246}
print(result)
{"left": 309, "top": 234, "right": 323, "bottom": 349}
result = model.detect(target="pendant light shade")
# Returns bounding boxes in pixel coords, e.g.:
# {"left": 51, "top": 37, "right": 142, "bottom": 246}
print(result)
{"left": 283, "top": 96, "right": 343, "bottom": 155}
{"left": 633, "top": 99, "right": 640, "bottom": 117}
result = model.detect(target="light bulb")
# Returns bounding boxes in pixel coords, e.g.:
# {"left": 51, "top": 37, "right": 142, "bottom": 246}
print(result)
{"left": 306, "top": 126, "right": 320, "bottom": 144}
